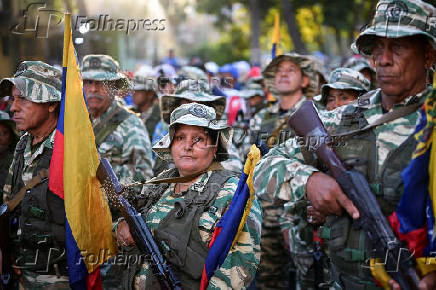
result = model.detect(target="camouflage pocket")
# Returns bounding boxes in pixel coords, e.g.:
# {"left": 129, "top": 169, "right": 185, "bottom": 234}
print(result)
{"left": 321, "top": 215, "right": 351, "bottom": 252}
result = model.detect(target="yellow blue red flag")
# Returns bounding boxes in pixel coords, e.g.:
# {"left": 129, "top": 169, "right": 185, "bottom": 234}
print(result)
{"left": 271, "top": 12, "right": 280, "bottom": 58}
{"left": 370, "top": 88, "right": 436, "bottom": 288}
{"left": 200, "top": 145, "right": 260, "bottom": 289}
{"left": 49, "top": 13, "right": 117, "bottom": 289}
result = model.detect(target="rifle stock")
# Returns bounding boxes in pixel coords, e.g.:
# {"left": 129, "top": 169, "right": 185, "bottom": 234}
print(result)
{"left": 288, "top": 101, "right": 420, "bottom": 290}
{"left": 97, "top": 158, "right": 182, "bottom": 290}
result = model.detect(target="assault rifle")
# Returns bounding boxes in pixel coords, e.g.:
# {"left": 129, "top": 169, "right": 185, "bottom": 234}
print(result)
{"left": 97, "top": 158, "right": 182, "bottom": 290}
{"left": 288, "top": 101, "right": 420, "bottom": 290}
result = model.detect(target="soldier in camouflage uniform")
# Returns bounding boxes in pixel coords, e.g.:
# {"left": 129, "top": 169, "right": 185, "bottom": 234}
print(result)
{"left": 116, "top": 103, "right": 262, "bottom": 289}
{"left": 81, "top": 54, "right": 154, "bottom": 187}
{"left": 271, "top": 67, "right": 370, "bottom": 290}
{"left": 132, "top": 67, "right": 161, "bottom": 141}
{"left": 0, "top": 61, "right": 69, "bottom": 289}
{"left": 81, "top": 54, "right": 154, "bottom": 289}
{"left": 314, "top": 67, "right": 370, "bottom": 111}
{"left": 233, "top": 81, "right": 267, "bottom": 158}
{"left": 251, "top": 53, "right": 319, "bottom": 290}
{"left": 254, "top": 0, "right": 436, "bottom": 289}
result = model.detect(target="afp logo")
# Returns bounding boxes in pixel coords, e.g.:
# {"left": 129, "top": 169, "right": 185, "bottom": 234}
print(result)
{"left": 10, "top": 2, "right": 64, "bottom": 39}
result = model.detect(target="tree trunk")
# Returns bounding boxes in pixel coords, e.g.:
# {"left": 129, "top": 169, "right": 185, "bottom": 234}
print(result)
{"left": 281, "top": 0, "right": 308, "bottom": 54}
{"left": 334, "top": 27, "right": 344, "bottom": 56}
{"left": 249, "top": 0, "right": 261, "bottom": 65}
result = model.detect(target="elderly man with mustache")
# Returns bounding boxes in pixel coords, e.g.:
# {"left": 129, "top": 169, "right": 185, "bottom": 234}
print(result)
{"left": 81, "top": 54, "right": 153, "bottom": 192}
{"left": 81, "top": 54, "right": 154, "bottom": 289}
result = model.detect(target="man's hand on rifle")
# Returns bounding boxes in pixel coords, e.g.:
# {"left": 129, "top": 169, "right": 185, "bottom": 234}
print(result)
{"left": 306, "top": 172, "right": 360, "bottom": 219}
{"left": 116, "top": 220, "right": 135, "bottom": 247}
{"left": 389, "top": 270, "right": 436, "bottom": 290}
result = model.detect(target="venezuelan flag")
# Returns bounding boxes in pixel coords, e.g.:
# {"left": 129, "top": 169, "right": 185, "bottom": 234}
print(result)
{"left": 370, "top": 89, "right": 436, "bottom": 288}
{"left": 388, "top": 88, "right": 436, "bottom": 275}
{"left": 271, "top": 12, "right": 280, "bottom": 58}
{"left": 199, "top": 145, "right": 261, "bottom": 289}
{"left": 49, "top": 13, "right": 117, "bottom": 289}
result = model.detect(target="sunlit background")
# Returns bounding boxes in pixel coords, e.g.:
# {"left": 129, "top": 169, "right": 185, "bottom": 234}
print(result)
{"left": 1, "top": 0, "right": 435, "bottom": 77}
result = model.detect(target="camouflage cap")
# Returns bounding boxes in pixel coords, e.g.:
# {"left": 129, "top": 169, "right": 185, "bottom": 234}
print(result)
{"left": 153, "top": 103, "right": 233, "bottom": 162}
{"left": 262, "top": 53, "right": 319, "bottom": 98}
{"left": 160, "top": 79, "right": 226, "bottom": 124}
{"left": 133, "top": 66, "right": 157, "bottom": 91}
{"left": 0, "top": 61, "right": 62, "bottom": 103}
{"left": 178, "top": 66, "right": 207, "bottom": 81}
{"left": 344, "top": 56, "right": 375, "bottom": 73}
{"left": 316, "top": 68, "right": 370, "bottom": 104}
{"left": 81, "top": 54, "right": 127, "bottom": 81}
{"left": 353, "top": 0, "right": 436, "bottom": 55}
{"left": 240, "top": 82, "right": 265, "bottom": 99}
{"left": 309, "top": 55, "right": 329, "bottom": 83}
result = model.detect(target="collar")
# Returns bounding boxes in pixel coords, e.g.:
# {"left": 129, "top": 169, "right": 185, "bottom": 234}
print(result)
{"left": 93, "top": 99, "right": 118, "bottom": 124}
{"left": 24, "top": 129, "right": 56, "bottom": 166}
{"left": 268, "top": 95, "right": 307, "bottom": 114}
{"left": 357, "top": 87, "right": 429, "bottom": 110}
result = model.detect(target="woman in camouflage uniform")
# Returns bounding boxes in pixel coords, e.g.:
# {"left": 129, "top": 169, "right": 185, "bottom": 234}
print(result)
{"left": 116, "top": 103, "right": 262, "bottom": 290}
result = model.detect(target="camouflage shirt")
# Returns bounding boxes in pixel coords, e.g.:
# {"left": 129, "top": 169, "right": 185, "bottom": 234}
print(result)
{"left": 253, "top": 88, "right": 431, "bottom": 230}
{"left": 93, "top": 100, "right": 154, "bottom": 185}
{"left": 250, "top": 97, "right": 307, "bottom": 146}
{"left": 2, "top": 129, "right": 55, "bottom": 200}
{"left": 134, "top": 170, "right": 262, "bottom": 289}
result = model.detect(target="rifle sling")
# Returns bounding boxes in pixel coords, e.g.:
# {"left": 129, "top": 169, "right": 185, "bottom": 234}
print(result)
{"left": 5, "top": 169, "right": 49, "bottom": 212}
{"left": 266, "top": 115, "right": 290, "bottom": 148}
{"left": 94, "top": 105, "right": 130, "bottom": 147}
{"left": 332, "top": 102, "right": 421, "bottom": 139}
{"left": 146, "top": 162, "right": 224, "bottom": 184}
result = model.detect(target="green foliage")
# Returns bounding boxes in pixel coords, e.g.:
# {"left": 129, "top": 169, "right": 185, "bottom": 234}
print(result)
{"left": 319, "top": 0, "right": 354, "bottom": 29}
{"left": 260, "top": 8, "right": 293, "bottom": 53}
{"left": 296, "top": 5, "right": 323, "bottom": 51}
{"left": 192, "top": 0, "right": 380, "bottom": 57}
{"left": 190, "top": 24, "right": 250, "bottom": 65}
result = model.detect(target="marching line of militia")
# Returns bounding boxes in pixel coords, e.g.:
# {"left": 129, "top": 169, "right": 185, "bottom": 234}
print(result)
{"left": 1, "top": 0, "right": 436, "bottom": 289}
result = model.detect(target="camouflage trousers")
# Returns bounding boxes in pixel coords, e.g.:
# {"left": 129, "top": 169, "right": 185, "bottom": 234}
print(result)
{"left": 18, "top": 270, "right": 69, "bottom": 290}
{"left": 256, "top": 200, "right": 293, "bottom": 290}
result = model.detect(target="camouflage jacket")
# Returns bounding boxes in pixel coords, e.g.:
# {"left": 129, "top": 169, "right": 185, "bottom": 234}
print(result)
{"left": 250, "top": 97, "right": 307, "bottom": 147}
{"left": 2, "top": 129, "right": 55, "bottom": 199}
{"left": 134, "top": 170, "right": 262, "bottom": 289}
{"left": 93, "top": 100, "right": 154, "bottom": 185}
{"left": 253, "top": 88, "right": 431, "bottom": 231}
